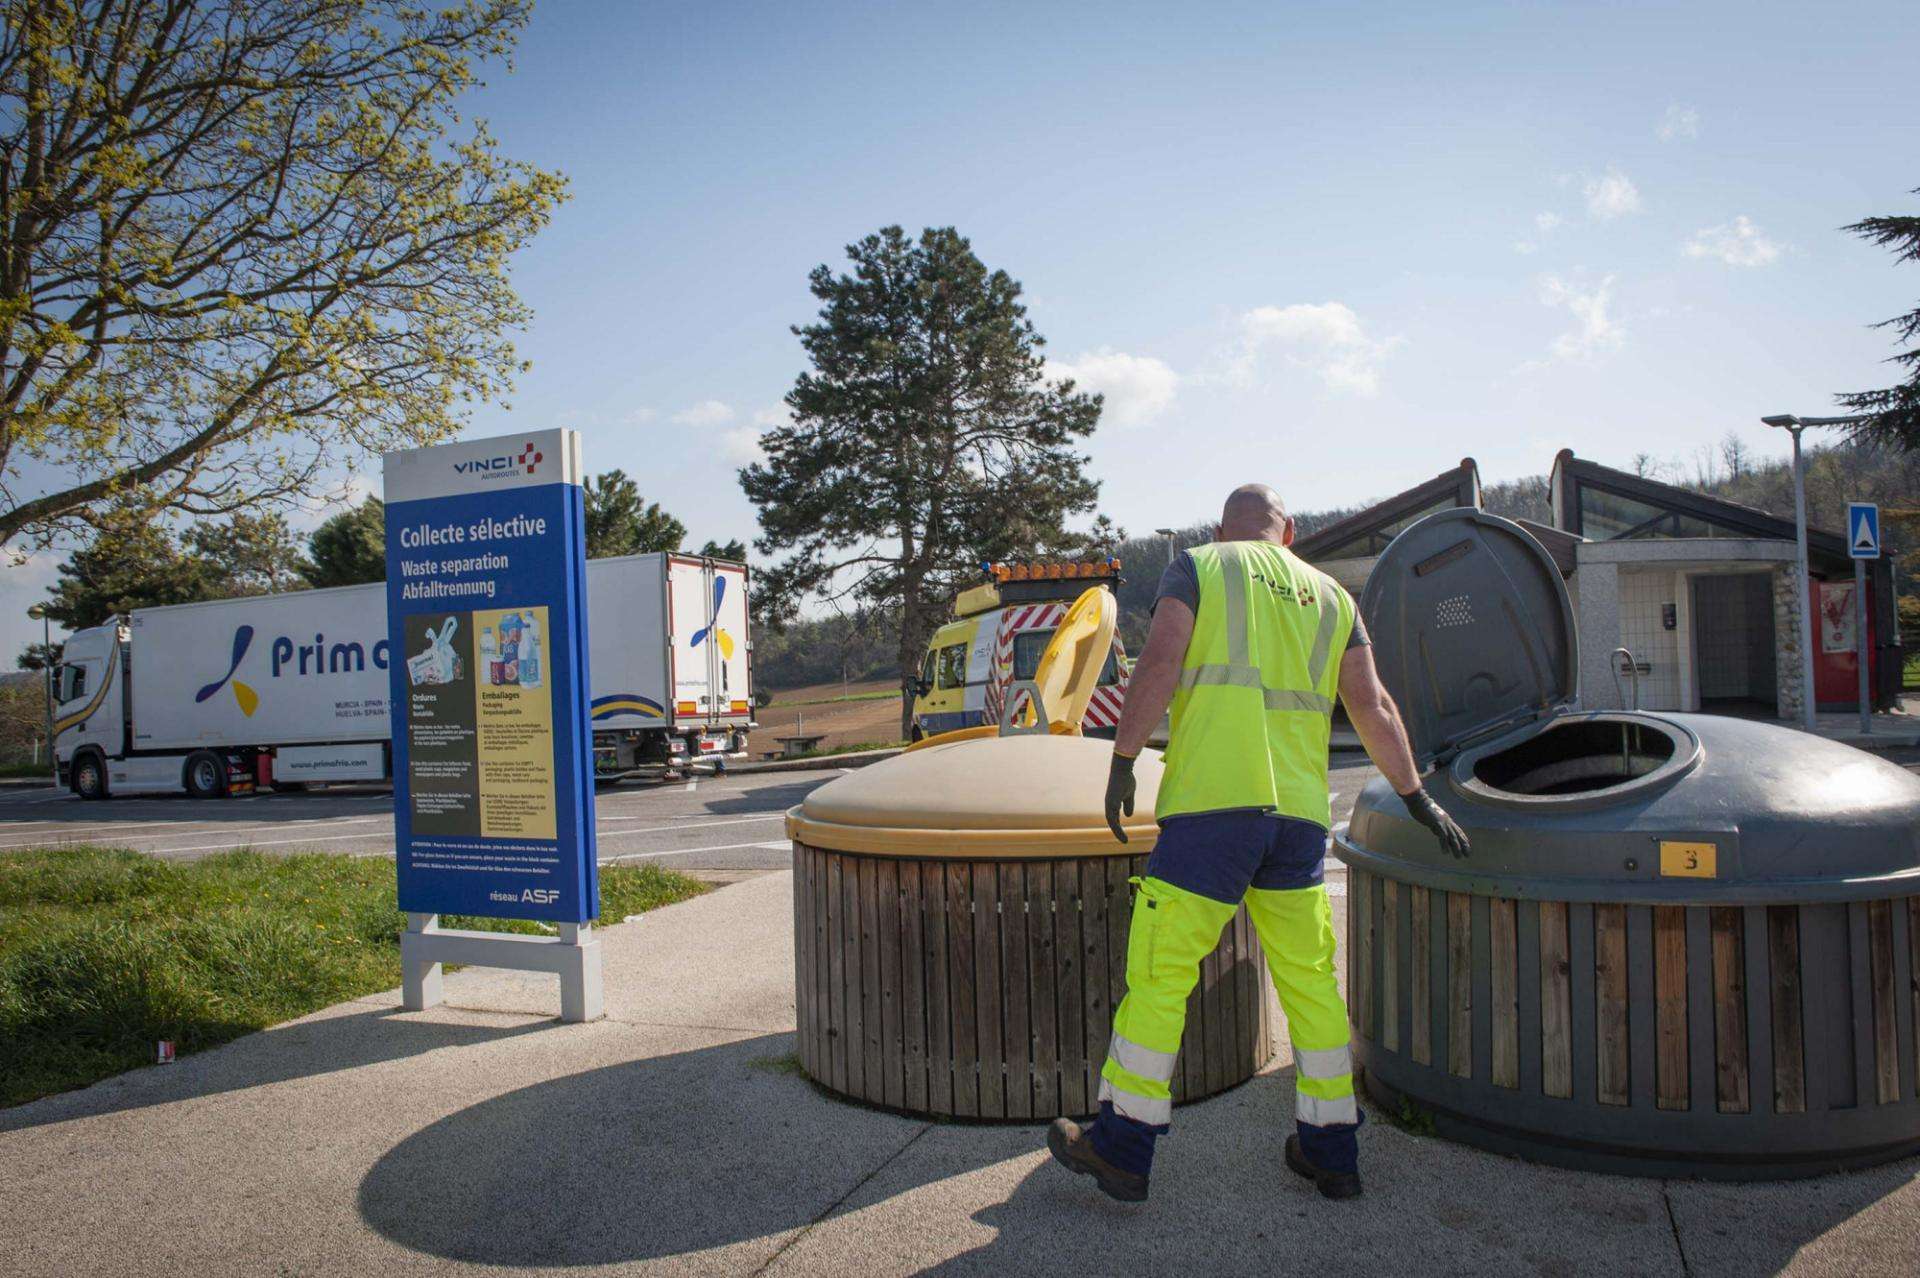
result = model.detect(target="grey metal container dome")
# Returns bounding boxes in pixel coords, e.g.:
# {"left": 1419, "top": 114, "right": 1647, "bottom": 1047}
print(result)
{"left": 1333, "top": 508, "right": 1920, "bottom": 1179}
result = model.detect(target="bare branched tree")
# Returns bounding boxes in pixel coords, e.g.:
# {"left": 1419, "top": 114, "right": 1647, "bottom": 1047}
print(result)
{"left": 0, "top": 0, "right": 565, "bottom": 546}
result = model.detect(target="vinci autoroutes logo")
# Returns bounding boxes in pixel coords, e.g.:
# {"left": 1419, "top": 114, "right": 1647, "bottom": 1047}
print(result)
{"left": 453, "top": 441, "right": 543, "bottom": 480}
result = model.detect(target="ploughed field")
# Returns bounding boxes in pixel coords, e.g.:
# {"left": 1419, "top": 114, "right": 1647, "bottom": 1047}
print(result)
{"left": 747, "top": 680, "right": 905, "bottom": 756}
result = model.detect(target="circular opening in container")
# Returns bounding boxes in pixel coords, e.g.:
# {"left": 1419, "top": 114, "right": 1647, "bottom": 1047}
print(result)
{"left": 1452, "top": 713, "right": 1700, "bottom": 809}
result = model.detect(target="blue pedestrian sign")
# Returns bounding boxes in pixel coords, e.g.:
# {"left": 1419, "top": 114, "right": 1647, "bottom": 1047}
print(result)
{"left": 1848, "top": 502, "right": 1881, "bottom": 560}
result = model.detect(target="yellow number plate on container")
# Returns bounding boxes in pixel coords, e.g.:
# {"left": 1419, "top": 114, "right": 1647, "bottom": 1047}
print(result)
{"left": 1659, "top": 841, "right": 1717, "bottom": 879}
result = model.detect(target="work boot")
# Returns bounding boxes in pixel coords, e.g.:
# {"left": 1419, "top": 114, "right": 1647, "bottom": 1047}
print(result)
{"left": 1048, "top": 1117, "right": 1149, "bottom": 1203}
{"left": 1286, "top": 1134, "right": 1363, "bottom": 1200}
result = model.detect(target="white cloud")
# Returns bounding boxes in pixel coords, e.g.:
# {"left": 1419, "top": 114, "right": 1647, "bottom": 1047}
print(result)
{"left": 672, "top": 400, "right": 735, "bottom": 427}
{"left": 720, "top": 427, "right": 766, "bottom": 466}
{"left": 1583, "top": 168, "right": 1642, "bottom": 220}
{"left": 623, "top": 407, "right": 658, "bottom": 426}
{"left": 1657, "top": 104, "right": 1700, "bottom": 141}
{"left": 751, "top": 405, "right": 791, "bottom": 428}
{"left": 1229, "top": 303, "right": 1401, "bottom": 398}
{"left": 1516, "top": 211, "right": 1563, "bottom": 255}
{"left": 1684, "top": 215, "right": 1783, "bottom": 268}
{"left": 1048, "top": 347, "right": 1181, "bottom": 427}
{"left": 1539, "top": 274, "right": 1624, "bottom": 361}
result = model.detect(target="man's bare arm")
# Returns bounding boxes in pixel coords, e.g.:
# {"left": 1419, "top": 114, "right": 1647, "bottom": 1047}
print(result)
{"left": 1337, "top": 644, "right": 1422, "bottom": 795}
{"left": 1113, "top": 598, "right": 1194, "bottom": 757}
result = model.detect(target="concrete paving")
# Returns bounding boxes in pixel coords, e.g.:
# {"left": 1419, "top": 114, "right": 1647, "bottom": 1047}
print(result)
{"left": 6, "top": 864, "right": 1919, "bottom": 1276}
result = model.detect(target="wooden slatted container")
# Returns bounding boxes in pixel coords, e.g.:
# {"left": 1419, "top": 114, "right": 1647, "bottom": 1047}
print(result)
{"left": 1344, "top": 867, "right": 1920, "bottom": 1179}
{"left": 794, "top": 840, "right": 1272, "bottom": 1119}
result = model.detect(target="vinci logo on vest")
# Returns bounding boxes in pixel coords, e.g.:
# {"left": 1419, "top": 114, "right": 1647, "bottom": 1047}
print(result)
{"left": 452, "top": 441, "right": 544, "bottom": 480}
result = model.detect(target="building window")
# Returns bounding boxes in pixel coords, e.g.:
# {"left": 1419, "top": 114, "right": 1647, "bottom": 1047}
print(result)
{"left": 1309, "top": 495, "right": 1460, "bottom": 560}
{"left": 1577, "top": 483, "right": 1755, "bottom": 541}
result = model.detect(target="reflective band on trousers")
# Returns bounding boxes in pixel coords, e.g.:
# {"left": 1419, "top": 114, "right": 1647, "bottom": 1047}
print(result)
{"left": 1098, "top": 1076, "right": 1173, "bottom": 1126}
{"left": 1293, "top": 1042, "right": 1352, "bottom": 1081}
{"left": 1295, "top": 1090, "right": 1359, "bottom": 1126}
{"left": 1108, "top": 1033, "right": 1177, "bottom": 1083}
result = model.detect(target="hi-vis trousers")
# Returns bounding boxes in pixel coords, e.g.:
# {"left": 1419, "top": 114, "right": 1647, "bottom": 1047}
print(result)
{"left": 1098, "top": 811, "right": 1358, "bottom": 1140}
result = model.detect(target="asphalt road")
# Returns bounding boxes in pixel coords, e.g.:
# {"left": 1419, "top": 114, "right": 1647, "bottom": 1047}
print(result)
{"left": 0, "top": 758, "right": 1386, "bottom": 877}
{"left": 7, "top": 748, "right": 1914, "bottom": 877}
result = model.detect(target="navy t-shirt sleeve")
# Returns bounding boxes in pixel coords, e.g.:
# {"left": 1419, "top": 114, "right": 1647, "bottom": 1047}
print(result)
{"left": 1347, "top": 599, "right": 1370, "bottom": 648}
{"left": 1152, "top": 550, "right": 1200, "bottom": 615}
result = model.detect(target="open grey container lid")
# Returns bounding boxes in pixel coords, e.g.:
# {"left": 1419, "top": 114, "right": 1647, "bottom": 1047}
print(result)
{"left": 1358, "top": 508, "right": 1577, "bottom": 770}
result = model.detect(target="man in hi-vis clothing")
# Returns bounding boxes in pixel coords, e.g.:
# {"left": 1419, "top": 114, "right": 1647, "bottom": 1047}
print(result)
{"left": 1048, "top": 484, "right": 1469, "bottom": 1203}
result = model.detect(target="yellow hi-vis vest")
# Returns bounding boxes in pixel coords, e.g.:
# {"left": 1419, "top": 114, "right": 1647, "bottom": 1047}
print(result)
{"left": 1156, "top": 540, "right": 1355, "bottom": 828}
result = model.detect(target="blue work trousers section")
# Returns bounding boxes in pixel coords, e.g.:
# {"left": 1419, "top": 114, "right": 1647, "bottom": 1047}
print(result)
{"left": 1090, "top": 810, "right": 1361, "bottom": 1179}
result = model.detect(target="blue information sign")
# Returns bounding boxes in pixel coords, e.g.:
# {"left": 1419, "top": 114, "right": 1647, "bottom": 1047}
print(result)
{"left": 382, "top": 430, "right": 598, "bottom": 923}
{"left": 1848, "top": 502, "right": 1880, "bottom": 560}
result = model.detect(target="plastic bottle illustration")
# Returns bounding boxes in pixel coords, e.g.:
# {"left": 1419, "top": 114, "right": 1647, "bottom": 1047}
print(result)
{"left": 520, "top": 614, "right": 542, "bottom": 688}
{"left": 499, "top": 612, "right": 522, "bottom": 685}
{"left": 480, "top": 626, "right": 499, "bottom": 685}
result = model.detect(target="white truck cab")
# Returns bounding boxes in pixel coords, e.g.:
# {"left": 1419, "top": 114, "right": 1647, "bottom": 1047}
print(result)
{"left": 51, "top": 621, "right": 135, "bottom": 799}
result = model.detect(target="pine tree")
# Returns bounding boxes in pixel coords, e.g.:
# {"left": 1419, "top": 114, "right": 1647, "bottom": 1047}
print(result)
{"left": 583, "top": 470, "right": 686, "bottom": 559}
{"left": 697, "top": 538, "right": 748, "bottom": 561}
{"left": 741, "top": 226, "right": 1103, "bottom": 733}
{"left": 304, "top": 498, "right": 389, "bottom": 588}
{"left": 1840, "top": 188, "right": 1920, "bottom": 449}
{"left": 186, "top": 513, "right": 310, "bottom": 596}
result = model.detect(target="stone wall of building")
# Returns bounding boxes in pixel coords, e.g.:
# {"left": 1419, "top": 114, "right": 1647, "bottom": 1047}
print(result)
{"left": 1772, "top": 564, "right": 1805, "bottom": 721}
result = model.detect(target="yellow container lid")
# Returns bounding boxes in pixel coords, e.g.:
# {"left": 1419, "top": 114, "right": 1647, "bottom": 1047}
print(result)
{"left": 786, "top": 733, "right": 1163, "bottom": 858}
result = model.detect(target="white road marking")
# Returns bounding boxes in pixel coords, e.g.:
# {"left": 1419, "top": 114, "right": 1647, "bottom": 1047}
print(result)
{"left": 132, "top": 829, "right": 400, "bottom": 855}
{"left": 0, "top": 814, "right": 386, "bottom": 851}
{"left": 591, "top": 813, "right": 786, "bottom": 833}
{"left": 603, "top": 838, "right": 791, "bottom": 863}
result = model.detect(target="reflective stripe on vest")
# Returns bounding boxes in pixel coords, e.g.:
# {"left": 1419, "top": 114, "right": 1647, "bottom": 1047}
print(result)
{"left": 1156, "top": 541, "right": 1354, "bottom": 825}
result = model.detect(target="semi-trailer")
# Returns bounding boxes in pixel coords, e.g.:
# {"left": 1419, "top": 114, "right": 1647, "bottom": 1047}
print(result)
{"left": 50, "top": 553, "right": 752, "bottom": 799}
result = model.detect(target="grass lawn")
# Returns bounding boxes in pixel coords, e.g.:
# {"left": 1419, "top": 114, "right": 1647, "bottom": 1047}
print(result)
{"left": 773, "top": 689, "right": 901, "bottom": 707}
{"left": 1906, "top": 652, "right": 1919, "bottom": 691}
{"left": 0, "top": 847, "right": 709, "bottom": 1108}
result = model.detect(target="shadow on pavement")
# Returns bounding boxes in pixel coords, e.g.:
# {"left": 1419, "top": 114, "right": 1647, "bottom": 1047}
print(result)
{"left": 360, "top": 1032, "right": 949, "bottom": 1268}
{"left": 693, "top": 778, "right": 831, "bottom": 816}
{"left": 0, "top": 1004, "right": 551, "bottom": 1134}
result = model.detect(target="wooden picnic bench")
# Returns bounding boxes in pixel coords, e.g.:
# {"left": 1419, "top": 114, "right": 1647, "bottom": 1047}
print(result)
{"left": 774, "top": 734, "right": 828, "bottom": 759}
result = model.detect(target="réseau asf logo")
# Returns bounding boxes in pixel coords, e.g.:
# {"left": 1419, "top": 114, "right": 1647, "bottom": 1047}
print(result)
{"left": 452, "top": 441, "right": 543, "bottom": 478}
{"left": 196, "top": 626, "right": 260, "bottom": 717}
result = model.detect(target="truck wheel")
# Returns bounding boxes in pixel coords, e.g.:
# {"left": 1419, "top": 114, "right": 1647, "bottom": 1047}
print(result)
{"left": 72, "top": 752, "right": 108, "bottom": 801}
{"left": 185, "top": 752, "right": 227, "bottom": 799}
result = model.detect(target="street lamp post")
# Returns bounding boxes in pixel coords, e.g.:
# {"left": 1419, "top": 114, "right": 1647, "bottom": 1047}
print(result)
{"left": 1761, "top": 413, "right": 1871, "bottom": 733}
{"left": 1154, "top": 527, "right": 1176, "bottom": 577}
{"left": 26, "top": 604, "right": 54, "bottom": 785}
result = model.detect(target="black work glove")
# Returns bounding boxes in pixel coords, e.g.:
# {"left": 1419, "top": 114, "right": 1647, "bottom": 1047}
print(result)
{"left": 1105, "top": 751, "right": 1138, "bottom": 843}
{"left": 1400, "top": 786, "right": 1470, "bottom": 858}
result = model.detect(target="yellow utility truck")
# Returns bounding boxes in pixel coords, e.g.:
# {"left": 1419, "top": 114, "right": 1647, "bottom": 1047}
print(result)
{"left": 909, "top": 560, "right": 1129, "bottom": 740}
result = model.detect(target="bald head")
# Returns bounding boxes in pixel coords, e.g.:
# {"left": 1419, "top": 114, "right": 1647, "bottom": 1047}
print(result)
{"left": 1219, "top": 484, "right": 1293, "bottom": 544}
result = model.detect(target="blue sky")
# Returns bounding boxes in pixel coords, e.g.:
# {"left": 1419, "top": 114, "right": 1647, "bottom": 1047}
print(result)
{"left": 6, "top": 0, "right": 1918, "bottom": 654}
